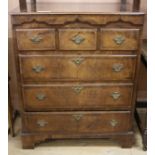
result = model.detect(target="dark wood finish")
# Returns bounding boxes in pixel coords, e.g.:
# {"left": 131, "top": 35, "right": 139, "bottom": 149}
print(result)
{"left": 137, "top": 40, "right": 147, "bottom": 102}
{"left": 141, "top": 39, "right": 147, "bottom": 62}
{"left": 23, "top": 83, "right": 133, "bottom": 111}
{"left": 31, "top": 0, "right": 36, "bottom": 5}
{"left": 135, "top": 108, "right": 147, "bottom": 150}
{"left": 133, "top": 0, "right": 141, "bottom": 11}
{"left": 135, "top": 39, "right": 147, "bottom": 151}
{"left": 30, "top": 0, "right": 36, "bottom": 12}
{"left": 11, "top": 1, "right": 144, "bottom": 149}
{"left": 137, "top": 58, "right": 147, "bottom": 102}
{"left": 120, "top": 0, "right": 127, "bottom": 11}
{"left": 19, "top": 0, "right": 27, "bottom": 12}
{"left": 9, "top": 38, "right": 20, "bottom": 111}
{"left": 19, "top": 55, "right": 136, "bottom": 82}
{"left": 8, "top": 85, "right": 14, "bottom": 137}
{"left": 8, "top": 76, "right": 17, "bottom": 137}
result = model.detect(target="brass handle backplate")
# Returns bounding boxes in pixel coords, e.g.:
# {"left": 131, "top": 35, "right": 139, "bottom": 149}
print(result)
{"left": 73, "top": 114, "right": 83, "bottom": 121}
{"left": 36, "top": 94, "right": 46, "bottom": 101}
{"left": 71, "top": 34, "right": 85, "bottom": 45}
{"left": 72, "top": 86, "right": 84, "bottom": 94}
{"left": 111, "top": 92, "right": 121, "bottom": 100}
{"left": 113, "top": 35, "right": 125, "bottom": 45}
{"left": 30, "top": 35, "right": 43, "bottom": 43}
{"left": 110, "top": 119, "right": 118, "bottom": 127}
{"left": 32, "top": 65, "right": 45, "bottom": 73}
{"left": 72, "top": 57, "right": 84, "bottom": 66}
{"left": 112, "top": 63, "right": 124, "bottom": 72}
{"left": 37, "top": 120, "right": 48, "bottom": 127}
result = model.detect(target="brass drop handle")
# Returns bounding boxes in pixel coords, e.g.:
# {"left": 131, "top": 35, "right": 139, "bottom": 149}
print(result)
{"left": 30, "top": 35, "right": 43, "bottom": 43}
{"left": 73, "top": 114, "right": 83, "bottom": 121}
{"left": 71, "top": 34, "right": 85, "bottom": 45}
{"left": 37, "top": 120, "right": 48, "bottom": 127}
{"left": 72, "top": 57, "right": 85, "bottom": 66}
{"left": 112, "top": 63, "right": 124, "bottom": 72}
{"left": 111, "top": 92, "right": 121, "bottom": 100}
{"left": 72, "top": 86, "right": 84, "bottom": 94}
{"left": 32, "top": 65, "right": 45, "bottom": 73}
{"left": 113, "top": 35, "right": 125, "bottom": 45}
{"left": 36, "top": 94, "right": 46, "bottom": 101}
{"left": 110, "top": 119, "right": 118, "bottom": 127}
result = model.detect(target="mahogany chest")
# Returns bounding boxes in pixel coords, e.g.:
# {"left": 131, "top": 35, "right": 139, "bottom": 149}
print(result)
{"left": 10, "top": 1, "right": 144, "bottom": 149}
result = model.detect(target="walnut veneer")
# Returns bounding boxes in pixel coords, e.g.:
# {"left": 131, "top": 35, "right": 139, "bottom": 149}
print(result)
{"left": 10, "top": 1, "right": 144, "bottom": 149}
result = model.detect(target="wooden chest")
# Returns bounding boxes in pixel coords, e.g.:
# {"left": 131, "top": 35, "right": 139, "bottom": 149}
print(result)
{"left": 10, "top": 1, "right": 144, "bottom": 149}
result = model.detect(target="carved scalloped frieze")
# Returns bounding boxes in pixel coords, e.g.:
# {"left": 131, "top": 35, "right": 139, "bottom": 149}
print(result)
{"left": 12, "top": 14, "right": 144, "bottom": 28}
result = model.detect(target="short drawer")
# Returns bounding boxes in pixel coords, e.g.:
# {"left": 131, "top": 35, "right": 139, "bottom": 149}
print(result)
{"left": 59, "top": 29, "right": 97, "bottom": 50}
{"left": 19, "top": 55, "right": 136, "bottom": 82}
{"left": 23, "top": 83, "right": 133, "bottom": 111}
{"left": 100, "top": 29, "right": 139, "bottom": 50}
{"left": 23, "top": 111, "right": 132, "bottom": 133}
{"left": 16, "top": 29, "right": 55, "bottom": 50}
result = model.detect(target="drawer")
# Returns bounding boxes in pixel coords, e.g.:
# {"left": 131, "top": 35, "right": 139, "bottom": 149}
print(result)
{"left": 23, "top": 111, "right": 132, "bottom": 133}
{"left": 16, "top": 29, "right": 56, "bottom": 50}
{"left": 23, "top": 83, "right": 133, "bottom": 111}
{"left": 59, "top": 29, "right": 97, "bottom": 50}
{"left": 19, "top": 55, "right": 136, "bottom": 82}
{"left": 100, "top": 29, "right": 139, "bottom": 50}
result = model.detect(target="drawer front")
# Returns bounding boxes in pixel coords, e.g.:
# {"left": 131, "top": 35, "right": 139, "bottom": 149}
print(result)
{"left": 23, "top": 84, "right": 133, "bottom": 111}
{"left": 59, "top": 29, "right": 97, "bottom": 50}
{"left": 100, "top": 29, "right": 139, "bottom": 50}
{"left": 23, "top": 111, "right": 132, "bottom": 133}
{"left": 16, "top": 29, "right": 55, "bottom": 50}
{"left": 20, "top": 55, "right": 136, "bottom": 82}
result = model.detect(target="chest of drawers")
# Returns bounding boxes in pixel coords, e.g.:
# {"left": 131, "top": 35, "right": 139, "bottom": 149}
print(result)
{"left": 11, "top": 1, "right": 144, "bottom": 149}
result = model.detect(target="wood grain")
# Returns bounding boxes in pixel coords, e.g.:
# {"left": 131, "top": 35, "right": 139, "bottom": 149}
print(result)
{"left": 100, "top": 28, "right": 140, "bottom": 50}
{"left": 59, "top": 29, "right": 97, "bottom": 50}
{"left": 23, "top": 83, "right": 133, "bottom": 111}
{"left": 16, "top": 29, "right": 56, "bottom": 50}
{"left": 22, "top": 111, "right": 132, "bottom": 133}
{"left": 11, "top": 1, "right": 144, "bottom": 148}
{"left": 19, "top": 55, "right": 136, "bottom": 82}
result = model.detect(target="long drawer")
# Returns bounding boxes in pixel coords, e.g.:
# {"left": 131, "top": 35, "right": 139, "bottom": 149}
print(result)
{"left": 23, "top": 83, "right": 133, "bottom": 111}
{"left": 19, "top": 54, "right": 136, "bottom": 82}
{"left": 22, "top": 111, "right": 132, "bottom": 133}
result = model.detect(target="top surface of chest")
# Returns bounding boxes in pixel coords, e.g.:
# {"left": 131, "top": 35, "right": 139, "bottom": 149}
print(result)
{"left": 10, "top": 2, "right": 144, "bottom": 15}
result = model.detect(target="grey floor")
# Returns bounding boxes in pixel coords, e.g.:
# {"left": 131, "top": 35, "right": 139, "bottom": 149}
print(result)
{"left": 9, "top": 117, "right": 147, "bottom": 155}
